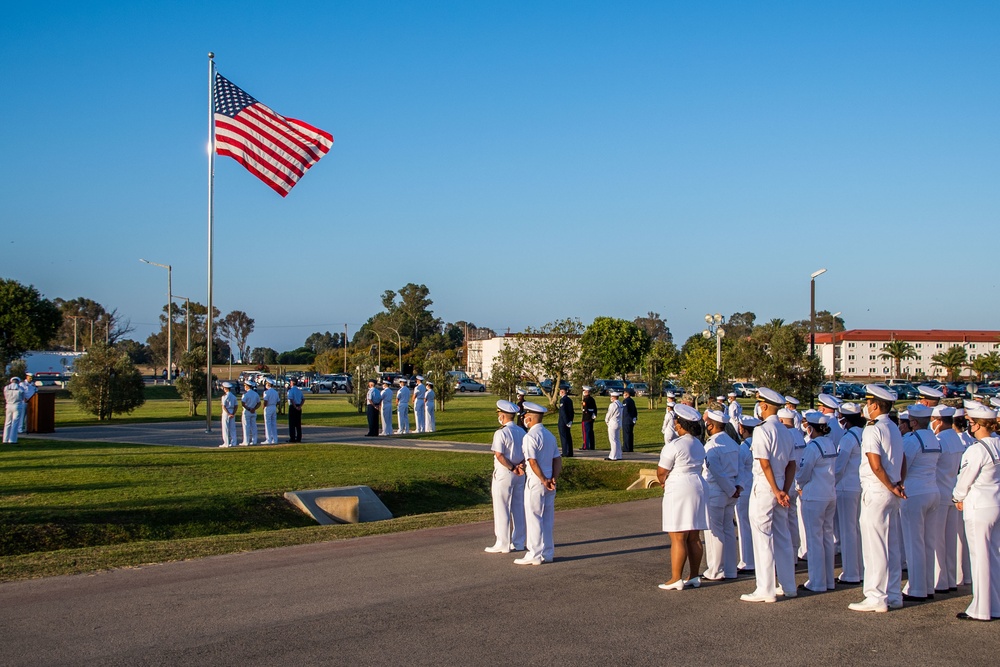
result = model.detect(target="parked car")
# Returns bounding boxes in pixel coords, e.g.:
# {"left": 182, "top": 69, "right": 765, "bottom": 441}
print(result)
{"left": 819, "top": 381, "right": 858, "bottom": 399}
{"left": 524, "top": 382, "right": 543, "bottom": 396}
{"left": 310, "top": 374, "right": 352, "bottom": 393}
{"left": 455, "top": 378, "right": 486, "bottom": 392}
{"left": 597, "top": 380, "right": 626, "bottom": 396}
{"left": 892, "top": 382, "right": 919, "bottom": 400}
{"left": 662, "top": 380, "right": 686, "bottom": 397}
{"left": 540, "top": 378, "right": 572, "bottom": 394}
{"left": 630, "top": 382, "right": 650, "bottom": 396}
{"left": 732, "top": 382, "right": 758, "bottom": 397}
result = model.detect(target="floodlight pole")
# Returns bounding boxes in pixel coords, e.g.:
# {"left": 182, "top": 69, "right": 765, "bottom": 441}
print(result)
{"left": 140, "top": 258, "right": 172, "bottom": 385}
{"left": 809, "top": 268, "right": 827, "bottom": 408}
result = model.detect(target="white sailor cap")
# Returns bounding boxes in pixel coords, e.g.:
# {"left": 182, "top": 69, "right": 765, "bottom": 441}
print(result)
{"left": 416, "top": 375, "right": 424, "bottom": 381}
{"left": 931, "top": 405, "right": 955, "bottom": 418}
{"left": 382, "top": 379, "right": 391, "bottom": 386}
{"left": 954, "top": 408, "right": 966, "bottom": 417}
{"left": 496, "top": 399, "right": 519, "bottom": 414}
{"left": 785, "top": 396, "right": 800, "bottom": 406}
{"left": 516, "top": 387, "right": 526, "bottom": 396}
{"left": 582, "top": 385, "right": 592, "bottom": 392}
{"left": 805, "top": 411, "right": 828, "bottom": 426}
{"left": 705, "top": 409, "right": 727, "bottom": 423}
{"left": 991, "top": 397, "right": 1000, "bottom": 409}
{"left": 673, "top": 404, "right": 702, "bottom": 422}
{"left": 666, "top": 400, "right": 676, "bottom": 407}
{"left": 756, "top": 387, "right": 785, "bottom": 406}
{"left": 739, "top": 416, "right": 762, "bottom": 428}
{"left": 917, "top": 385, "right": 944, "bottom": 399}
{"left": 522, "top": 401, "right": 547, "bottom": 414}
{"left": 222, "top": 381, "right": 234, "bottom": 388}
{"left": 244, "top": 379, "right": 255, "bottom": 386}
{"left": 839, "top": 402, "right": 861, "bottom": 416}
{"left": 426, "top": 381, "right": 433, "bottom": 386}
{"left": 716, "top": 395, "right": 725, "bottom": 402}
{"left": 907, "top": 403, "right": 933, "bottom": 418}
{"left": 777, "top": 408, "right": 796, "bottom": 420}
{"left": 9, "top": 376, "right": 20, "bottom": 383}
{"left": 398, "top": 378, "right": 407, "bottom": 384}
{"left": 609, "top": 390, "right": 621, "bottom": 397}
{"left": 967, "top": 404, "right": 998, "bottom": 420}
{"left": 963, "top": 399, "right": 984, "bottom": 410}
{"left": 24, "top": 372, "right": 33, "bottom": 376}
{"left": 865, "top": 384, "right": 897, "bottom": 402}
{"left": 727, "top": 392, "right": 736, "bottom": 397}
{"left": 665, "top": 391, "right": 675, "bottom": 398}
{"left": 818, "top": 394, "right": 841, "bottom": 410}
{"left": 897, "top": 410, "right": 909, "bottom": 421}
{"left": 265, "top": 378, "right": 275, "bottom": 385}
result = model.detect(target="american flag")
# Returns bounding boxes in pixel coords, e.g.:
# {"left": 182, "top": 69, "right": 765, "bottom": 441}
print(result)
{"left": 214, "top": 73, "right": 333, "bottom": 197}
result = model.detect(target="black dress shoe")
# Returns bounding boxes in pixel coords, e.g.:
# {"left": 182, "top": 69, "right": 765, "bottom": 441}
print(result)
{"left": 902, "top": 594, "right": 928, "bottom": 602}
{"left": 935, "top": 589, "right": 950, "bottom": 594}
{"left": 949, "top": 587, "right": 958, "bottom": 592}
{"left": 956, "top": 612, "right": 990, "bottom": 622}
{"left": 837, "top": 579, "right": 862, "bottom": 586}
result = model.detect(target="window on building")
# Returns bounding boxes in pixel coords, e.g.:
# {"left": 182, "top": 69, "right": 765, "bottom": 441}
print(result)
{"left": 915, "top": 343, "right": 922, "bottom": 348}
{"left": 849, "top": 367, "right": 855, "bottom": 374}
{"left": 848, "top": 354, "right": 855, "bottom": 360}
{"left": 936, "top": 343, "right": 943, "bottom": 349}
{"left": 848, "top": 342, "right": 855, "bottom": 348}
{"left": 870, "top": 343, "right": 877, "bottom": 348}
{"left": 869, "top": 355, "right": 876, "bottom": 361}
{"left": 870, "top": 368, "right": 876, "bottom": 374}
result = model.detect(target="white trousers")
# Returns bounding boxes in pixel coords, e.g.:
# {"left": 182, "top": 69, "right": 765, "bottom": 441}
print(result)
{"left": 802, "top": 498, "right": 836, "bottom": 590}
{"left": 932, "top": 501, "right": 960, "bottom": 590}
{"left": 3, "top": 404, "right": 21, "bottom": 443}
{"left": 241, "top": 410, "right": 258, "bottom": 445}
{"left": 607, "top": 425, "right": 622, "bottom": 460}
{"left": 221, "top": 413, "right": 237, "bottom": 447}
{"left": 413, "top": 400, "right": 425, "bottom": 432}
{"left": 524, "top": 477, "right": 555, "bottom": 562}
{"left": 736, "top": 492, "right": 754, "bottom": 569}
{"left": 263, "top": 406, "right": 278, "bottom": 444}
{"left": 397, "top": 405, "right": 409, "bottom": 434}
{"left": 901, "top": 491, "right": 940, "bottom": 597}
{"left": 17, "top": 400, "right": 28, "bottom": 433}
{"left": 958, "top": 512, "right": 973, "bottom": 585}
{"left": 788, "top": 492, "right": 802, "bottom": 558}
{"left": 749, "top": 484, "right": 796, "bottom": 597}
{"left": 424, "top": 404, "right": 435, "bottom": 432}
{"left": 704, "top": 496, "right": 738, "bottom": 578}
{"left": 963, "top": 505, "right": 1000, "bottom": 621}
{"left": 380, "top": 407, "right": 393, "bottom": 436}
{"left": 837, "top": 490, "right": 863, "bottom": 582}
{"left": 859, "top": 488, "right": 902, "bottom": 607}
{"left": 491, "top": 466, "right": 526, "bottom": 550}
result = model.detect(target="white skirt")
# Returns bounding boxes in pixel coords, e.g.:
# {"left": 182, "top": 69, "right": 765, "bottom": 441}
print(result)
{"left": 662, "top": 472, "right": 709, "bottom": 532}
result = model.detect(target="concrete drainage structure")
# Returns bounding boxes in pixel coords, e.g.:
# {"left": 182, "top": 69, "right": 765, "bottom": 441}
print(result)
{"left": 284, "top": 486, "right": 393, "bottom": 525}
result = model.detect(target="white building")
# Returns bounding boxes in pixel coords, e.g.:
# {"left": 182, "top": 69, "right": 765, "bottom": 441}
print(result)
{"left": 466, "top": 334, "right": 581, "bottom": 383}
{"left": 813, "top": 329, "right": 1000, "bottom": 380}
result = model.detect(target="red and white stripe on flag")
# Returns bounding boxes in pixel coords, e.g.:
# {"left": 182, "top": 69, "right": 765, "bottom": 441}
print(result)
{"left": 214, "top": 74, "right": 333, "bottom": 197}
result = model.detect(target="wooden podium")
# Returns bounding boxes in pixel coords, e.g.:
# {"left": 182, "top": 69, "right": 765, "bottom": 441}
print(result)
{"left": 27, "top": 392, "right": 56, "bottom": 433}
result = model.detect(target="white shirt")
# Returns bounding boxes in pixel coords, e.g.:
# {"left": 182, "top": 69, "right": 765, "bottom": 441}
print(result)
{"left": 605, "top": 400, "right": 622, "bottom": 426}
{"left": 221, "top": 391, "right": 238, "bottom": 416}
{"left": 241, "top": 389, "right": 260, "bottom": 411}
{"left": 4, "top": 383, "right": 24, "bottom": 407}
{"left": 19, "top": 380, "right": 37, "bottom": 402}
{"left": 396, "top": 385, "right": 411, "bottom": 406}
{"left": 523, "top": 423, "right": 560, "bottom": 480}
{"left": 902, "top": 429, "right": 942, "bottom": 497}
{"left": 752, "top": 415, "right": 795, "bottom": 490}
{"left": 703, "top": 431, "right": 740, "bottom": 499}
{"left": 380, "top": 387, "right": 393, "bottom": 410}
{"left": 424, "top": 388, "right": 435, "bottom": 405}
{"left": 491, "top": 422, "right": 526, "bottom": 469}
{"left": 835, "top": 426, "right": 864, "bottom": 492}
{"left": 262, "top": 387, "right": 279, "bottom": 410}
{"left": 953, "top": 436, "right": 1000, "bottom": 509}
{"left": 859, "top": 414, "right": 904, "bottom": 492}
{"left": 727, "top": 400, "right": 742, "bottom": 428}
{"left": 797, "top": 435, "right": 838, "bottom": 502}
{"left": 661, "top": 407, "right": 676, "bottom": 441}
{"left": 737, "top": 437, "right": 754, "bottom": 492}
{"left": 413, "top": 384, "right": 426, "bottom": 404}
{"left": 366, "top": 387, "right": 381, "bottom": 405}
{"left": 935, "top": 429, "right": 965, "bottom": 500}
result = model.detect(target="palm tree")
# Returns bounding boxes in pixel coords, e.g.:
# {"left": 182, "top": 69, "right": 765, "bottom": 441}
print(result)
{"left": 879, "top": 339, "right": 917, "bottom": 378}
{"left": 931, "top": 345, "right": 968, "bottom": 381}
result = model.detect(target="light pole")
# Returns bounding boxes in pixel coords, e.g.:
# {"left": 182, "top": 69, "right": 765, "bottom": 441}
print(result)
{"left": 702, "top": 313, "right": 726, "bottom": 371}
{"left": 830, "top": 311, "right": 842, "bottom": 382}
{"left": 387, "top": 326, "right": 403, "bottom": 372}
{"left": 173, "top": 295, "right": 191, "bottom": 352}
{"left": 810, "top": 268, "right": 827, "bottom": 408}
{"left": 140, "top": 258, "right": 172, "bottom": 384}
{"left": 372, "top": 330, "right": 382, "bottom": 372}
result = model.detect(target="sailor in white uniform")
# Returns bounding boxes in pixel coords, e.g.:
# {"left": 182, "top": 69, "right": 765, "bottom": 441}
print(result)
{"left": 485, "top": 400, "right": 526, "bottom": 554}
{"left": 17, "top": 373, "right": 36, "bottom": 433}
{"left": 702, "top": 409, "right": 741, "bottom": 580}
{"left": 661, "top": 393, "right": 677, "bottom": 445}
{"left": 916, "top": 384, "right": 944, "bottom": 408}
{"left": 741, "top": 387, "right": 797, "bottom": 603}
{"left": 605, "top": 391, "right": 623, "bottom": 461}
{"left": 3, "top": 377, "right": 25, "bottom": 444}
{"left": 900, "top": 403, "right": 941, "bottom": 600}
{"left": 952, "top": 403, "right": 1000, "bottom": 621}
{"left": 423, "top": 382, "right": 436, "bottom": 432}
{"left": 849, "top": 384, "right": 906, "bottom": 613}
{"left": 953, "top": 408, "right": 976, "bottom": 586}
{"left": 736, "top": 416, "right": 760, "bottom": 572}
{"left": 515, "top": 402, "right": 561, "bottom": 565}
{"left": 817, "top": 393, "right": 845, "bottom": 449}
{"left": 785, "top": 396, "right": 802, "bottom": 430}
{"left": 240, "top": 380, "right": 260, "bottom": 446}
{"left": 380, "top": 379, "right": 394, "bottom": 436}
{"left": 797, "top": 412, "right": 838, "bottom": 592}
{"left": 929, "top": 404, "right": 964, "bottom": 592}
{"left": 396, "top": 379, "right": 411, "bottom": 434}
{"left": 727, "top": 392, "right": 743, "bottom": 431}
{"left": 412, "top": 376, "right": 426, "bottom": 433}
{"left": 780, "top": 408, "right": 807, "bottom": 559}
{"left": 834, "top": 402, "right": 865, "bottom": 585}
{"left": 262, "top": 378, "right": 280, "bottom": 444}
{"left": 219, "top": 381, "right": 238, "bottom": 447}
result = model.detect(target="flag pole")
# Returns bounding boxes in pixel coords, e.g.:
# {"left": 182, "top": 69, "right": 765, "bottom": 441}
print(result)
{"left": 206, "top": 52, "right": 216, "bottom": 433}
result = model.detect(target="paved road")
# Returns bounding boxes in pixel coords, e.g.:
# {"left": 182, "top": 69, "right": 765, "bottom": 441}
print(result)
{"left": 0, "top": 498, "right": 989, "bottom": 667}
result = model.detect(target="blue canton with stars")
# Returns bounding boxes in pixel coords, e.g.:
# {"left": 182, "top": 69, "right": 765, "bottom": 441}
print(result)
{"left": 214, "top": 74, "right": 258, "bottom": 117}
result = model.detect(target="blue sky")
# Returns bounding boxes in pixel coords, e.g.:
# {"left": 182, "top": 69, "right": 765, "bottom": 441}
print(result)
{"left": 2, "top": 1, "right": 997, "bottom": 353}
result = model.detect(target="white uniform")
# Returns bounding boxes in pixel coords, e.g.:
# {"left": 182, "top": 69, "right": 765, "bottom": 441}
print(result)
{"left": 797, "top": 434, "right": 838, "bottom": 591}
{"left": 748, "top": 415, "right": 797, "bottom": 600}
{"left": 396, "top": 385, "right": 411, "bottom": 434}
{"left": 788, "top": 427, "right": 807, "bottom": 558}
{"left": 835, "top": 426, "right": 864, "bottom": 582}
{"left": 900, "top": 429, "right": 941, "bottom": 597}
{"left": 858, "top": 414, "right": 905, "bottom": 609}
{"left": 262, "top": 386, "right": 280, "bottom": 444}
{"left": 605, "top": 399, "right": 623, "bottom": 460}
{"left": 523, "top": 423, "right": 561, "bottom": 563}
{"left": 952, "top": 436, "right": 1000, "bottom": 620}
{"left": 3, "top": 382, "right": 24, "bottom": 444}
{"left": 17, "top": 379, "right": 36, "bottom": 433}
{"left": 659, "top": 434, "right": 709, "bottom": 532}
{"left": 240, "top": 388, "right": 260, "bottom": 446}
{"left": 661, "top": 407, "right": 677, "bottom": 445}
{"left": 380, "top": 386, "right": 394, "bottom": 436}
{"left": 931, "top": 428, "right": 965, "bottom": 590}
{"left": 727, "top": 400, "right": 743, "bottom": 430}
{"left": 736, "top": 437, "right": 755, "bottom": 570}
{"left": 703, "top": 431, "right": 740, "bottom": 579}
{"left": 220, "top": 391, "right": 238, "bottom": 447}
{"left": 490, "top": 422, "right": 526, "bottom": 551}
{"left": 956, "top": 427, "right": 976, "bottom": 585}
{"left": 423, "top": 388, "right": 436, "bottom": 432}
{"left": 413, "top": 383, "right": 426, "bottom": 433}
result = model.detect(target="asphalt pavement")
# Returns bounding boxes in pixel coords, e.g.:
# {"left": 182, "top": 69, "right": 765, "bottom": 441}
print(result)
{"left": 0, "top": 498, "right": 991, "bottom": 667}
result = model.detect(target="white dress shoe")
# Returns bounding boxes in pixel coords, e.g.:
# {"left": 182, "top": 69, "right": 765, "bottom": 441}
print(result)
{"left": 740, "top": 592, "right": 777, "bottom": 603}
{"left": 658, "top": 580, "right": 684, "bottom": 590}
{"left": 513, "top": 556, "right": 542, "bottom": 565}
{"left": 848, "top": 599, "right": 889, "bottom": 613}
{"left": 484, "top": 545, "right": 510, "bottom": 554}
{"left": 684, "top": 577, "right": 701, "bottom": 589}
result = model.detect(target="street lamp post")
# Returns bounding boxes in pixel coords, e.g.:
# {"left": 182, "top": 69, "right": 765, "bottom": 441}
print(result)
{"left": 701, "top": 313, "right": 726, "bottom": 371}
{"left": 140, "top": 259, "right": 172, "bottom": 384}
{"left": 830, "top": 311, "right": 842, "bottom": 382}
{"left": 809, "top": 268, "right": 827, "bottom": 408}
{"left": 387, "top": 326, "right": 403, "bottom": 372}
{"left": 372, "top": 330, "right": 382, "bottom": 372}
{"left": 173, "top": 295, "right": 191, "bottom": 352}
